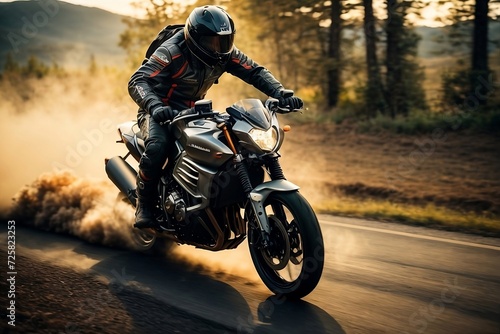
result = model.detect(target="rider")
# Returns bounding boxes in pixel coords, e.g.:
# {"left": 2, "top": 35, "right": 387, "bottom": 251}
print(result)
{"left": 128, "top": 5, "right": 303, "bottom": 229}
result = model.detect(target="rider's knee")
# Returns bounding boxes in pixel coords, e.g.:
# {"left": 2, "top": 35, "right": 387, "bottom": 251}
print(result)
{"left": 140, "top": 140, "right": 169, "bottom": 179}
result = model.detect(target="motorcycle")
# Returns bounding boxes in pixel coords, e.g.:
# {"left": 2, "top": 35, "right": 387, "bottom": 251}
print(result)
{"left": 105, "top": 90, "right": 324, "bottom": 299}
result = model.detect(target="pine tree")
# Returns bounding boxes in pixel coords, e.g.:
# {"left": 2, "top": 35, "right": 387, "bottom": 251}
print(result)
{"left": 89, "top": 54, "right": 98, "bottom": 75}
{"left": 3, "top": 52, "right": 20, "bottom": 74}
{"left": 439, "top": 0, "right": 495, "bottom": 108}
{"left": 24, "top": 55, "right": 49, "bottom": 78}
{"left": 363, "top": 0, "right": 386, "bottom": 115}
{"left": 471, "top": 0, "right": 490, "bottom": 105}
{"left": 327, "top": 0, "right": 342, "bottom": 108}
{"left": 385, "top": 0, "right": 427, "bottom": 117}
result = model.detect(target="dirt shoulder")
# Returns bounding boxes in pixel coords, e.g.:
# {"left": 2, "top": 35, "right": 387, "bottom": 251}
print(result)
{"left": 0, "top": 249, "right": 235, "bottom": 334}
{"left": 279, "top": 122, "right": 500, "bottom": 224}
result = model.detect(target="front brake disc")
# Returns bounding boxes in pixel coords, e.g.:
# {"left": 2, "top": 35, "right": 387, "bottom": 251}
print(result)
{"left": 260, "top": 215, "right": 291, "bottom": 271}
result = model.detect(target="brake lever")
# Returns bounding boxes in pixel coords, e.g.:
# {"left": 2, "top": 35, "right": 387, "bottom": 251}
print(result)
{"left": 276, "top": 106, "right": 304, "bottom": 114}
{"left": 277, "top": 106, "right": 291, "bottom": 113}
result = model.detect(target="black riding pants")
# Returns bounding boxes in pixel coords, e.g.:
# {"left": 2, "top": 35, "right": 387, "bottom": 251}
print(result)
{"left": 137, "top": 110, "right": 174, "bottom": 181}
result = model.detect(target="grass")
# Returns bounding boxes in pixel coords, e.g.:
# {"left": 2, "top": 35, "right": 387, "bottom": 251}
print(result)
{"left": 285, "top": 106, "right": 500, "bottom": 135}
{"left": 315, "top": 197, "right": 500, "bottom": 237}
{"left": 356, "top": 110, "right": 447, "bottom": 134}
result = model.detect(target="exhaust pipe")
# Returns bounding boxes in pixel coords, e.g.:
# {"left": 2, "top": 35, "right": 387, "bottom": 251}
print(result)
{"left": 105, "top": 156, "right": 137, "bottom": 206}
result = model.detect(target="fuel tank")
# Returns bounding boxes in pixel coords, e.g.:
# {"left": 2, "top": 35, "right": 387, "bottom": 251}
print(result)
{"left": 181, "top": 119, "right": 233, "bottom": 168}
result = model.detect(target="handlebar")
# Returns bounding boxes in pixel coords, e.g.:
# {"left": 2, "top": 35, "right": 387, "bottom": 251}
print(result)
{"left": 171, "top": 93, "right": 302, "bottom": 130}
{"left": 170, "top": 111, "right": 218, "bottom": 126}
{"left": 265, "top": 97, "right": 303, "bottom": 114}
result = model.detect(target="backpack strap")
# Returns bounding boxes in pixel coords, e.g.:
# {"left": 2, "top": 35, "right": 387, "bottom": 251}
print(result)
{"left": 144, "top": 24, "right": 185, "bottom": 61}
{"left": 164, "top": 42, "right": 187, "bottom": 79}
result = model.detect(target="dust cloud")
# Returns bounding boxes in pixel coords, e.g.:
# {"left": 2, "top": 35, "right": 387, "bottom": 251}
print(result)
{"left": 0, "top": 73, "right": 137, "bottom": 210}
{"left": 1, "top": 73, "right": 263, "bottom": 280}
{"left": 171, "top": 242, "right": 259, "bottom": 282}
{"left": 0, "top": 73, "right": 147, "bottom": 250}
{"left": 9, "top": 171, "right": 136, "bottom": 248}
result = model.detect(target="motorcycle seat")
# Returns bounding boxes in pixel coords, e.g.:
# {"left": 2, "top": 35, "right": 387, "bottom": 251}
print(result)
{"left": 118, "top": 121, "right": 145, "bottom": 162}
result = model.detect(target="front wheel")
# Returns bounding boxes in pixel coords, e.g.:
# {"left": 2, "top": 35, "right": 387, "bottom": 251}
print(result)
{"left": 248, "top": 191, "right": 324, "bottom": 299}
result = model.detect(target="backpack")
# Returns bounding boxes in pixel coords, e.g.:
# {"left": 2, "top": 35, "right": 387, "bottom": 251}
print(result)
{"left": 144, "top": 24, "right": 185, "bottom": 60}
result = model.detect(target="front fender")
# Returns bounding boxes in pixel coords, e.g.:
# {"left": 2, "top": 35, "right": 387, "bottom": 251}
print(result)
{"left": 250, "top": 180, "right": 299, "bottom": 203}
{"left": 248, "top": 180, "right": 299, "bottom": 234}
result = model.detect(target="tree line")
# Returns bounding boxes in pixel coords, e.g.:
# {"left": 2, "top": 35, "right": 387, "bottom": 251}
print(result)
{"left": 3, "top": 0, "right": 496, "bottom": 120}
{"left": 2, "top": 52, "right": 52, "bottom": 78}
{"left": 242, "top": 0, "right": 496, "bottom": 116}
{"left": 1, "top": 53, "right": 100, "bottom": 79}
{"left": 119, "top": 0, "right": 498, "bottom": 119}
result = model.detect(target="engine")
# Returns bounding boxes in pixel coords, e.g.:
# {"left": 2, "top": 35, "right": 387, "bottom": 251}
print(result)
{"left": 161, "top": 182, "right": 217, "bottom": 246}
{"left": 165, "top": 190, "right": 186, "bottom": 222}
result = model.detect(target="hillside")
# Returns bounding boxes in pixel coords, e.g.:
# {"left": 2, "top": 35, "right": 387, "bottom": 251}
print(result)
{"left": 0, "top": 0, "right": 127, "bottom": 68}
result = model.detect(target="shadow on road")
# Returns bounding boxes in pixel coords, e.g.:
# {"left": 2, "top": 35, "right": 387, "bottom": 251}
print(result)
{"left": 87, "top": 249, "right": 254, "bottom": 331}
{"left": 86, "top": 247, "right": 344, "bottom": 333}
{"left": 14, "top": 227, "right": 344, "bottom": 333}
{"left": 253, "top": 295, "right": 345, "bottom": 334}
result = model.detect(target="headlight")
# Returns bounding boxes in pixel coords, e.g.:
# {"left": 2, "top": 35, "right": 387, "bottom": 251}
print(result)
{"left": 249, "top": 127, "right": 278, "bottom": 152}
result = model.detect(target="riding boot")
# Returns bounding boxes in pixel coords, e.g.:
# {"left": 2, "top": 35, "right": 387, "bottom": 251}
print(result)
{"left": 133, "top": 173, "right": 158, "bottom": 229}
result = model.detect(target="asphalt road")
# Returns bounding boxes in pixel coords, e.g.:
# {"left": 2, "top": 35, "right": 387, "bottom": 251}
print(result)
{"left": 4, "top": 215, "right": 500, "bottom": 334}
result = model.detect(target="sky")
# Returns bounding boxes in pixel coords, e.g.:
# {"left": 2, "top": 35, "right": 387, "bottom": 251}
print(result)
{"left": 0, "top": 0, "right": 143, "bottom": 17}
{"left": 0, "top": 0, "right": 199, "bottom": 18}
{"left": 56, "top": 0, "right": 140, "bottom": 17}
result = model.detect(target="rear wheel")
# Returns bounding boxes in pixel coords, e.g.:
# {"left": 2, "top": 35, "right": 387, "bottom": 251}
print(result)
{"left": 248, "top": 191, "right": 324, "bottom": 299}
{"left": 114, "top": 192, "right": 169, "bottom": 254}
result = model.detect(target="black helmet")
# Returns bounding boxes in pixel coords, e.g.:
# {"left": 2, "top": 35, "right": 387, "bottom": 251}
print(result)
{"left": 184, "top": 5, "right": 235, "bottom": 67}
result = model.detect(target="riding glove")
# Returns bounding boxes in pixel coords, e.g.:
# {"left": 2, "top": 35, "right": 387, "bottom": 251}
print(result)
{"left": 152, "top": 106, "right": 178, "bottom": 125}
{"left": 278, "top": 96, "right": 304, "bottom": 111}
{"left": 177, "top": 107, "right": 197, "bottom": 117}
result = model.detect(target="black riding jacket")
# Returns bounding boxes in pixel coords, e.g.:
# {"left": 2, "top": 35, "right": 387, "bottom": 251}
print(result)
{"left": 128, "top": 30, "right": 284, "bottom": 115}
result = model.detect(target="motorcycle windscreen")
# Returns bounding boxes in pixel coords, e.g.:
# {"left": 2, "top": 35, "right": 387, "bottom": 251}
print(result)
{"left": 231, "top": 99, "right": 271, "bottom": 130}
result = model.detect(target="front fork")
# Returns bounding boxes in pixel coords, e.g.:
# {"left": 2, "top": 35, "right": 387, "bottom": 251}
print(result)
{"left": 219, "top": 122, "right": 299, "bottom": 246}
{"left": 247, "top": 178, "right": 300, "bottom": 245}
{"left": 236, "top": 154, "right": 299, "bottom": 247}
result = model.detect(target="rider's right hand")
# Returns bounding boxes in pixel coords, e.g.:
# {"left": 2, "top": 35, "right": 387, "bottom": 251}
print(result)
{"left": 177, "top": 107, "right": 197, "bottom": 118}
{"left": 152, "top": 106, "right": 178, "bottom": 125}
{"left": 278, "top": 95, "right": 304, "bottom": 112}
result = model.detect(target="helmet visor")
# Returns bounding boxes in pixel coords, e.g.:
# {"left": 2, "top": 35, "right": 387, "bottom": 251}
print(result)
{"left": 198, "top": 34, "right": 234, "bottom": 54}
